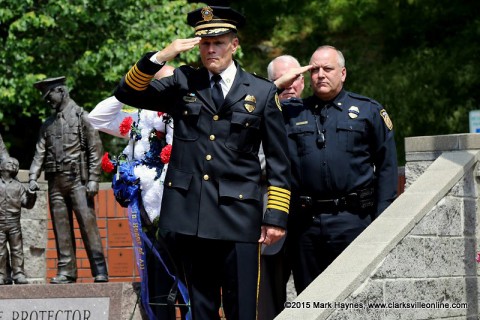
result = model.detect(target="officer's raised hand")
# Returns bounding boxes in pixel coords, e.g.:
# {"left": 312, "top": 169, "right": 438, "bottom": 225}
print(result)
{"left": 86, "top": 181, "right": 99, "bottom": 198}
{"left": 155, "top": 37, "right": 202, "bottom": 63}
{"left": 274, "top": 65, "right": 313, "bottom": 91}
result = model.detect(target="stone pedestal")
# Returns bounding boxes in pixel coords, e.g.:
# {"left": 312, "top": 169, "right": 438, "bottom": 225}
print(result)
{"left": 0, "top": 283, "right": 143, "bottom": 320}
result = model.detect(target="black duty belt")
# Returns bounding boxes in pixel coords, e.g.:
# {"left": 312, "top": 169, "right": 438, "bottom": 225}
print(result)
{"left": 298, "top": 187, "right": 375, "bottom": 214}
{"left": 45, "top": 161, "right": 79, "bottom": 173}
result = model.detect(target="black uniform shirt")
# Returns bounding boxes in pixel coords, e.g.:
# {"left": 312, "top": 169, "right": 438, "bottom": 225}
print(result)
{"left": 283, "top": 90, "right": 397, "bottom": 217}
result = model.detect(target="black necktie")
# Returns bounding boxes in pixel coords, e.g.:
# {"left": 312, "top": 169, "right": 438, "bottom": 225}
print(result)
{"left": 211, "top": 74, "right": 224, "bottom": 109}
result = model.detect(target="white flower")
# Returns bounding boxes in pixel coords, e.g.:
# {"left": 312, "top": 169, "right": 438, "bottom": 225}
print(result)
{"left": 134, "top": 164, "right": 163, "bottom": 221}
{"left": 133, "top": 140, "right": 148, "bottom": 160}
{"left": 120, "top": 109, "right": 174, "bottom": 223}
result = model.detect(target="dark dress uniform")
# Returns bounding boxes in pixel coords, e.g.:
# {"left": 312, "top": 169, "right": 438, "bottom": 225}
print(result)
{"left": 29, "top": 98, "right": 107, "bottom": 282}
{"left": 283, "top": 90, "right": 397, "bottom": 293}
{"left": 115, "top": 53, "right": 291, "bottom": 319}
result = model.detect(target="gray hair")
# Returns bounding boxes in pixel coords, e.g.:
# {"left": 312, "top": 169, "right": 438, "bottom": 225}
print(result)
{"left": 267, "top": 55, "right": 301, "bottom": 80}
{"left": 311, "top": 45, "right": 345, "bottom": 68}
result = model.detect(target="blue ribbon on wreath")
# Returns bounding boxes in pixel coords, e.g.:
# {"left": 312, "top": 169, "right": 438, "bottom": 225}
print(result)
{"left": 112, "top": 161, "right": 190, "bottom": 320}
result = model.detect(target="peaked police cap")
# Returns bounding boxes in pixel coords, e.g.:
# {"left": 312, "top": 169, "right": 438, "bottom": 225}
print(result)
{"left": 34, "top": 76, "right": 66, "bottom": 99}
{"left": 187, "top": 6, "right": 246, "bottom": 37}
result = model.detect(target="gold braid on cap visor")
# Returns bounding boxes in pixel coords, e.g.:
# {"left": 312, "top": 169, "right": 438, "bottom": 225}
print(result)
{"left": 195, "top": 28, "right": 232, "bottom": 36}
{"left": 195, "top": 21, "right": 237, "bottom": 32}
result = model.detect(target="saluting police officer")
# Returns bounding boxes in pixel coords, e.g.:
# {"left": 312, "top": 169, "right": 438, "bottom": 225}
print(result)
{"left": 30, "top": 77, "right": 108, "bottom": 284}
{"left": 282, "top": 45, "right": 398, "bottom": 294}
{"left": 114, "top": 5, "right": 291, "bottom": 320}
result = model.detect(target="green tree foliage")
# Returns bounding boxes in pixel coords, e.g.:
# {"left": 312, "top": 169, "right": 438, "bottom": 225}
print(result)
{"left": 1, "top": 0, "right": 480, "bottom": 167}
{"left": 0, "top": 0, "right": 205, "bottom": 166}
{"left": 237, "top": 0, "right": 480, "bottom": 164}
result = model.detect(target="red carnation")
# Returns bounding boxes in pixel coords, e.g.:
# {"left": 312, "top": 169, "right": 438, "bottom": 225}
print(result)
{"left": 160, "top": 144, "right": 172, "bottom": 164}
{"left": 119, "top": 116, "right": 133, "bottom": 136}
{"left": 101, "top": 152, "right": 115, "bottom": 173}
{"left": 157, "top": 112, "right": 164, "bottom": 117}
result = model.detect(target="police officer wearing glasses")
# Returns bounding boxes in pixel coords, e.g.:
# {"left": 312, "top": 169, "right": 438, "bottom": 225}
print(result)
{"left": 282, "top": 45, "right": 398, "bottom": 294}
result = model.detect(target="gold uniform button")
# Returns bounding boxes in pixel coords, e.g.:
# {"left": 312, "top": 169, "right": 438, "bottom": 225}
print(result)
{"left": 239, "top": 194, "right": 244, "bottom": 199}
{"left": 183, "top": 110, "right": 188, "bottom": 115}
{"left": 168, "top": 182, "right": 172, "bottom": 187}
{"left": 209, "top": 135, "right": 215, "bottom": 141}
{"left": 206, "top": 155, "right": 212, "bottom": 161}
{"left": 245, "top": 122, "right": 249, "bottom": 127}
{"left": 203, "top": 175, "right": 209, "bottom": 181}
{"left": 213, "top": 115, "right": 219, "bottom": 121}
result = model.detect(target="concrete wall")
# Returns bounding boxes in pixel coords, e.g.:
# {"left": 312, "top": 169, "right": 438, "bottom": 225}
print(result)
{"left": 276, "top": 133, "right": 480, "bottom": 320}
{"left": 16, "top": 171, "right": 48, "bottom": 283}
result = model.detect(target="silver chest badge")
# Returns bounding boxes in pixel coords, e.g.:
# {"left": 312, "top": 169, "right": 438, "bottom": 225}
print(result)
{"left": 348, "top": 106, "right": 359, "bottom": 119}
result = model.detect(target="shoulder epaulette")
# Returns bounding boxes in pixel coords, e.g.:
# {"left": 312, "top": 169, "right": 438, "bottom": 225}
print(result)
{"left": 250, "top": 72, "right": 271, "bottom": 83}
{"left": 178, "top": 65, "right": 197, "bottom": 75}
{"left": 347, "top": 91, "right": 381, "bottom": 106}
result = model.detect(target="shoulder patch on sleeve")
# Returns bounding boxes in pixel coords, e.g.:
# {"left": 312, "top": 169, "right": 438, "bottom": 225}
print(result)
{"left": 380, "top": 109, "right": 393, "bottom": 130}
{"left": 275, "top": 93, "right": 282, "bottom": 111}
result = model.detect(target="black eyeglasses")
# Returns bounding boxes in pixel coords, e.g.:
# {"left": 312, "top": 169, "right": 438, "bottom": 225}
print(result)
{"left": 314, "top": 105, "right": 327, "bottom": 148}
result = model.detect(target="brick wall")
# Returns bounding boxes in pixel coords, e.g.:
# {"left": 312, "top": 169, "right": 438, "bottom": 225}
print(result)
{"left": 44, "top": 169, "right": 406, "bottom": 284}
{"left": 45, "top": 185, "right": 139, "bottom": 283}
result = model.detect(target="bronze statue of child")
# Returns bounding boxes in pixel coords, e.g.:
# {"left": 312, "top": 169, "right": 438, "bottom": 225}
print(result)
{"left": 0, "top": 157, "right": 36, "bottom": 284}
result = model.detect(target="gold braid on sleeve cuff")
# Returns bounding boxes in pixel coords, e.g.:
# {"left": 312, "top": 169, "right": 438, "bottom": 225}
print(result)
{"left": 125, "top": 64, "right": 155, "bottom": 91}
{"left": 266, "top": 186, "right": 291, "bottom": 214}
